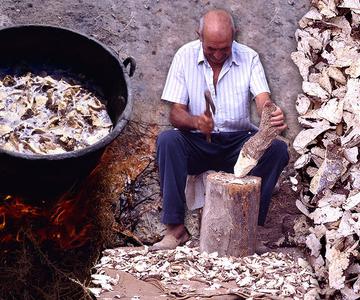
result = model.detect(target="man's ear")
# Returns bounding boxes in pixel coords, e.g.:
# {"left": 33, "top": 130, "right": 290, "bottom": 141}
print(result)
{"left": 196, "top": 30, "right": 202, "bottom": 41}
{"left": 233, "top": 28, "right": 239, "bottom": 40}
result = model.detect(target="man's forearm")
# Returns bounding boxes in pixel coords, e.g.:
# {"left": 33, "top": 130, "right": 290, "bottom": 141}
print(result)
{"left": 255, "top": 92, "right": 272, "bottom": 117}
{"left": 170, "top": 106, "right": 199, "bottom": 130}
{"left": 168, "top": 103, "right": 214, "bottom": 133}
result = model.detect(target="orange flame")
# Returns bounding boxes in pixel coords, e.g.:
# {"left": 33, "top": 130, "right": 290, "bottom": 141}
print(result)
{"left": 0, "top": 193, "right": 93, "bottom": 250}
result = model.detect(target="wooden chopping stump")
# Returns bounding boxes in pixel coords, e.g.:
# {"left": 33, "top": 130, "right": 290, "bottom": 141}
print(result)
{"left": 199, "top": 172, "right": 261, "bottom": 257}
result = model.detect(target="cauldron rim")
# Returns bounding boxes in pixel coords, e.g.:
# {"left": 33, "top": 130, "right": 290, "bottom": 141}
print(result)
{"left": 0, "top": 24, "right": 133, "bottom": 161}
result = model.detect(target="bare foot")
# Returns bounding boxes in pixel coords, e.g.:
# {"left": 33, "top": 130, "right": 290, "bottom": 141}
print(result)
{"left": 150, "top": 224, "right": 190, "bottom": 251}
{"left": 166, "top": 224, "right": 186, "bottom": 239}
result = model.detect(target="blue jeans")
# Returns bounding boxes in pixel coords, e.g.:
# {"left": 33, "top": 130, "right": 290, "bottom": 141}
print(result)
{"left": 156, "top": 129, "right": 289, "bottom": 226}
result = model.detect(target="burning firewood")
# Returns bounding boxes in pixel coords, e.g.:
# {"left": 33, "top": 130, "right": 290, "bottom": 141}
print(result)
{"left": 291, "top": 0, "right": 360, "bottom": 298}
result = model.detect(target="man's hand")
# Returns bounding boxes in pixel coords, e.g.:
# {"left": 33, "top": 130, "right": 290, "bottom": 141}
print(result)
{"left": 270, "top": 106, "right": 287, "bottom": 133}
{"left": 195, "top": 113, "right": 214, "bottom": 135}
{"left": 169, "top": 103, "right": 214, "bottom": 133}
{"left": 255, "top": 92, "right": 287, "bottom": 134}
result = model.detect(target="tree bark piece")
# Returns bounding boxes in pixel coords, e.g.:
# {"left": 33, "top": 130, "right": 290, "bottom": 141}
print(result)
{"left": 200, "top": 172, "right": 261, "bottom": 257}
{"left": 234, "top": 102, "right": 278, "bottom": 177}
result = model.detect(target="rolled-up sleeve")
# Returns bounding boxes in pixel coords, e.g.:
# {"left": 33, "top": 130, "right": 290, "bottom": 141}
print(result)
{"left": 249, "top": 54, "right": 271, "bottom": 98}
{"left": 161, "top": 51, "right": 189, "bottom": 105}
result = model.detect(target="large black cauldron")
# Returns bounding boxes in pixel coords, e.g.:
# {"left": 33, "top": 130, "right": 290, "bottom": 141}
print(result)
{"left": 0, "top": 25, "right": 135, "bottom": 198}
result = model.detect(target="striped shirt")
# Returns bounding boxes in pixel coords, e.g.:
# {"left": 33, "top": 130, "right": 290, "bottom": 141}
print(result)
{"left": 161, "top": 39, "right": 270, "bottom": 132}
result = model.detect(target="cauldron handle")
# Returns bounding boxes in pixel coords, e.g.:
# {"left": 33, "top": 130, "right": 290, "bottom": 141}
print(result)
{"left": 123, "top": 57, "right": 136, "bottom": 77}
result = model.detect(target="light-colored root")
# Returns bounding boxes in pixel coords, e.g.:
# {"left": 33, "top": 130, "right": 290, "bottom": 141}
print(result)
{"left": 234, "top": 102, "right": 278, "bottom": 177}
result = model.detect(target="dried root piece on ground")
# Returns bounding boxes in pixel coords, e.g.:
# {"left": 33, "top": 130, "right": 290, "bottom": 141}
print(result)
{"left": 327, "top": 66, "right": 347, "bottom": 85}
{"left": 302, "top": 81, "right": 330, "bottom": 100}
{"left": 290, "top": 51, "right": 313, "bottom": 81}
{"left": 317, "top": 0, "right": 338, "bottom": 18}
{"left": 295, "top": 94, "right": 312, "bottom": 115}
{"left": 342, "top": 112, "right": 360, "bottom": 148}
{"left": 310, "top": 141, "right": 346, "bottom": 195}
{"left": 326, "top": 242, "right": 357, "bottom": 290}
{"left": 317, "top": 98, "right": 344, "bottom": 124}
{"left": 234, "top": 102, "right": 278, "bottom": 177}
{"left": 345, "top": 60, "right": 360, "bottom": 78}
{"left": 292, "top": 1, "right": 360, "bottom": 297}
{"left": 293, "top": 119, "right": 333, "bottom": 154}
{"left": 295, "top": 29, "right": 323, "bottom": 56}
{"left": 343, "top": 78, "right": 360, "bottom": 115}
{"left": 298, "top": 6, "right": 323, "bottom": 28}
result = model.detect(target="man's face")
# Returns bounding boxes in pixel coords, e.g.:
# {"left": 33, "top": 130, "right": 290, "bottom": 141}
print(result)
{"left": 201, "top": 31, "right": 233, "bottom": 67}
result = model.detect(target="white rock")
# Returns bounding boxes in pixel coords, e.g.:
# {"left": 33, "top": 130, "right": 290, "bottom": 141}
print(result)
{"left": 312, "top": 255, "right": 326, "bottom": 277}
{"left": 350, "top": 213, "right": 360, "bottom": 234}
{"left": 305, "top": 27, "right": 331, "bottom": 46}
{"left": 88, "top": 288, "right": 102, "bottom": 297}
{"left": 310, "top": 224, "right": 328, "bottom": 238}
{"left": 314, "top": 61, "right": 328, "bottom": 72}
{"left": 304, "top": 288, "right": 321, "bottom": 300}
{"left": 322, "top": 130, "right": 342, "bottom": 149}
{"left": 298, "top": 111, "right": 321, "bottom": 127}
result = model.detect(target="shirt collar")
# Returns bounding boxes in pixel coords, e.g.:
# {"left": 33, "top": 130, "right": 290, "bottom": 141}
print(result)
{"left": 197, "top": 42, "right": 206, "bottom": 64}
{"left": 197, "top": 41, "right": 241, "bottom": 66}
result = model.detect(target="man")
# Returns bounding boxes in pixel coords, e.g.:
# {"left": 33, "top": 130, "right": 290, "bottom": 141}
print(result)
{"left": 152, "top": 9, "right": 289, "bottom": 250}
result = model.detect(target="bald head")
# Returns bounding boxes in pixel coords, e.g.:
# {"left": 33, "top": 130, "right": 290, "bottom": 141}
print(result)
{"left": 199, "top": 10, "right": 235, "bottom": 41}
{"left": 198, "top": 10, "right": 235, "bottom": 67}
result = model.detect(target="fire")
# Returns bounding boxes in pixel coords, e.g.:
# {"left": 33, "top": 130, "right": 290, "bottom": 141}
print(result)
{"left": 0, "top": 192, "right": 93, "bottom": 250}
